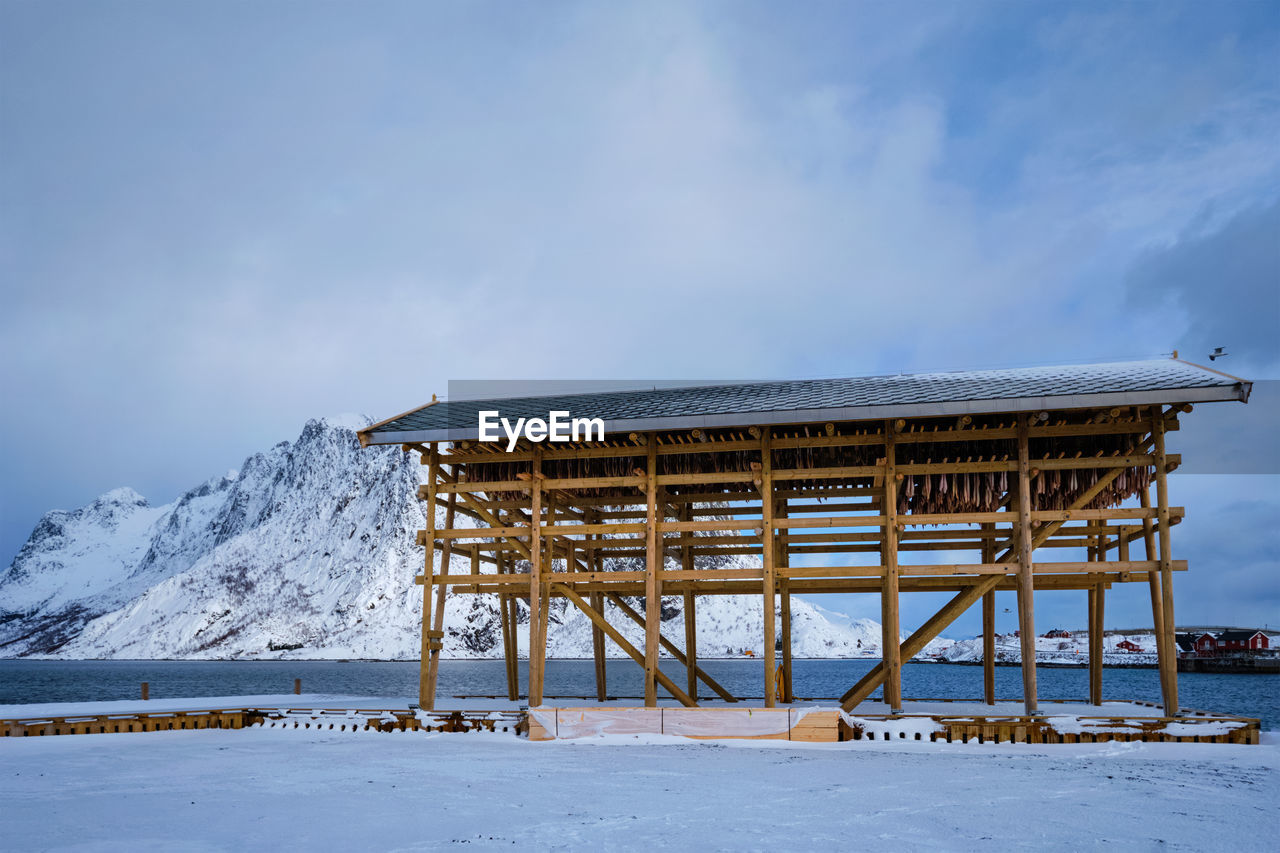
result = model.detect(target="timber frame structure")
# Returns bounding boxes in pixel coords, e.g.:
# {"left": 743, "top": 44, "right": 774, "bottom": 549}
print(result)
{"left": 358, "top": 359, "right": 1251, "bottom": 718}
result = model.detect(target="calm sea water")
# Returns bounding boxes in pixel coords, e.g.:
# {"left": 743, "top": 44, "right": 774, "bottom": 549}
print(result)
{"left": 2, "top": 659, "right": 1276, "bottom": 728}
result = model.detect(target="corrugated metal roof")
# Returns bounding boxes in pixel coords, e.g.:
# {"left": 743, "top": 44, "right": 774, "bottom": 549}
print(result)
{"left": 359, "top": 358, "right": 1250, "bottom": 445}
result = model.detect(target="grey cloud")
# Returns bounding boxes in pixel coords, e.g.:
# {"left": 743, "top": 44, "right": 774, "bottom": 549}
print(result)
{"left": 1125, "top": 199, "right": 1280, "bottom": 374}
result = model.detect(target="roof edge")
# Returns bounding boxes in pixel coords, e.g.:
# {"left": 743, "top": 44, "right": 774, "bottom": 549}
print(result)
{"left": 359, "top": 384, "right": 1248, "bottom": 446}
{"left": 357, "top": 397, "right": 438, "bottom": 447}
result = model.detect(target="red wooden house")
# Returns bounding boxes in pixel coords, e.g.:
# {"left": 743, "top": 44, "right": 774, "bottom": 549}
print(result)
{"left": 1218, "top": 629, "right": 1269, "bottom": 651}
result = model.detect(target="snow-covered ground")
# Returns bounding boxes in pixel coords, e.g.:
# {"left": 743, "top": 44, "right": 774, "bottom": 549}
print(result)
{"left": 2, "top": 725, "right": 1275, "bottom": 851}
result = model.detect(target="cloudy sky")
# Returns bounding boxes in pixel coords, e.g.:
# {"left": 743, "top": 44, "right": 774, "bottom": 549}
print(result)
{"left": 2, "top": 1, "right": 1277, "bottom": 635}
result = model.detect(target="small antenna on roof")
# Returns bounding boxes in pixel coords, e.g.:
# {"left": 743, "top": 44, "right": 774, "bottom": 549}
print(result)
{"left": 1208, "top": 346, "right": 1229, "bottom": 362}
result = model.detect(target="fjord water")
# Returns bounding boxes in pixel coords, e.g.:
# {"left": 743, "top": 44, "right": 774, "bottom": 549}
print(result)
{"left": 2, "top": 659, "right": 1277, "bottom": 728}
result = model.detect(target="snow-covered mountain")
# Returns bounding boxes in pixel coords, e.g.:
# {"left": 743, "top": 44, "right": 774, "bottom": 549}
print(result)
{"left": 0, "top": 418, "right": 937, "bottom": 660}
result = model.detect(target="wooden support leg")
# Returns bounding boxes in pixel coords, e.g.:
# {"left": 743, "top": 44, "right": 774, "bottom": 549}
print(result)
{"left": 1089, "top": 581, "right": 1105, "bottom": 705}
{"left": 644, "top": 443, "right": 660, "bottom": 707}
{"left": 881, "top": 424, "right": 902, "bottom": 713}
{"left": 982, "top": 522, "right": 996, "bottom": 705}
{"left": 418, "top": 448, "right": 440, "bottom": 708}
{"left": 1015, "top": 418, "right": 1040, "bottom": 716}
{"left": 424, "top": 491, "right": 458, "bottom": 710}
{"left": 760, "top": 433, "right": 777, "bottom": 708}
{"left": 780, "top": 579, "right": 793, "bottom": 704}
{"left": 1153, "top": 414, "right": 1179, "bottom": 716}
{"left": 1088, "top": 527, "right": 1106, "bottom": 706}
{"left": 591, "top": 590, "right": 607, "bottom": 702}
{"left": 497, "top": 554, "right": 517, "bottom": 701}
{"left": 1140, "top": 487, "right": 1169, "bottom": 705}
{"left": 680, "top": 504, "right": 698, "bottom": 702}
{"left": 779, "top": 499, "right": 793, "bottom": 704}
{"left": 982, "top": 591, "right": 996, "bottom": 705}
{"left": 528, "top": 451, "right": 545, "bottom": 707}
{"left": 539, "top": 494, "right": 555, "bottom": 700}
{"left": 683, "top": 591, "right": 697, "bottom": 701}
{"left": 588, "top": 516, "right": 607, "bottom": 702}
{"left": 506, "top": 568, "right": 520, "bottom": 699}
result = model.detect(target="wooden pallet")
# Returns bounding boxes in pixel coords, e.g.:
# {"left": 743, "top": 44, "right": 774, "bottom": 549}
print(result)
{"left": 838, "top": 714, "right": 1261, "bottom": 745}
{"left": 2, "top": 709, "right": 248, "bottom": 737}
{"left": 2, "top": 708, "right": 527, "bottom": 739}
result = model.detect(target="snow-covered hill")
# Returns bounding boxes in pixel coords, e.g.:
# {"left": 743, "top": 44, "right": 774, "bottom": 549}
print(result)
{"left": 0, "top": 418, "right": 930, "bottom": 661}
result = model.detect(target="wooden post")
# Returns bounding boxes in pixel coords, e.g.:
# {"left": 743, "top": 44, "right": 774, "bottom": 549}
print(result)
{"left": 1140, "top": 488, "right": 1165, "bottom": 649}
{"left": 418, "top": 447, "right": 439, "bottom": 707}
{"left": 540, "top": 492, "right": 555, "bottom": 699}
{"left": 1088, "top": 529, "right": 1105, "bottom": 706}
{"left": 760, "top": 431, "right": 777, "bottom": 708}
{"left": 528, "top": 449, "right": 545, "bottom": 706}
{"left": 589, "top": 511, "right": 608, "bottom": 702}
{"left": 778, "top": 499, "right": 793, "bottom": 704}
{"left": 424, "top": 489, "right": 458, "bottom": 709}
{"left": 644, "top": 441, "right": 660, "bottom": 707}
{"left": 141, "top": 682, "right": 149, "bottom": 701}
{"left": 680, "top": 504, "right": 698, "bottom": 702}
{"left": 1015, "top": 418, "right": 1039, "bottom": 715}
{"left": 881, "top": 422, "right": 902, "bottom": 713}
{"left": 497, "top": 553, "right": 518, "bottom": 700}
{"left": 293, "top": 678, "right": 300, "bottom": 696}
{"left": 981, "top": 522, "right": 996, "bottom": 705}
{"left": 1153, "top": 412, "right": 1179, "bottom": 716}
{"left": 1139, "top": 486, "right": 1170, "bottom": 711}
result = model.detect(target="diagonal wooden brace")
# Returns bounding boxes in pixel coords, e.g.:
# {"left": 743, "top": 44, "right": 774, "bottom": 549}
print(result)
{"left": 552, "top": 583, "right": 697, "bottom": 707}
{"left": 604, "top": 592, "right": 738, "bottom": 703}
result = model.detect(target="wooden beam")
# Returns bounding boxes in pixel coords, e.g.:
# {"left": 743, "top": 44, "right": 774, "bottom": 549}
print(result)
{"left": 553, "top": 584, "right": 696, "bottom": 707}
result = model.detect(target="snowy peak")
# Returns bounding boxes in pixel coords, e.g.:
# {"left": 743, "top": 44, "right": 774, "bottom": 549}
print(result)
{"left": 94, "top": 487, "right": 150, "bottom": 510}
